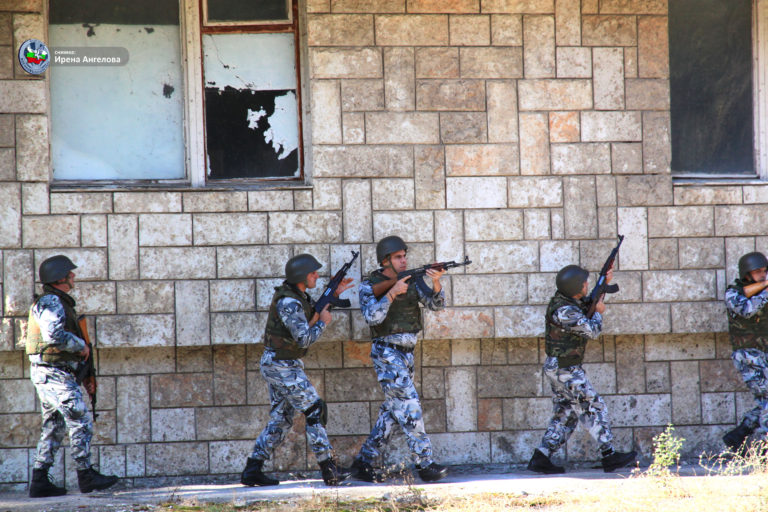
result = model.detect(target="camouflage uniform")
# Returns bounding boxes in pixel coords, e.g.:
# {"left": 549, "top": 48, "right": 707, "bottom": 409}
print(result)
{"left": 356, "top": 275, "right": 445, "bottom": 468}
{"left": 251, "top": 284, "right": 333, "bottom": 463}
{"left": 27, "top": 286, "right": 93, "bottom": 471}
{"left": 537, "top": 294, "right": 614, "bottom": 457}
{"left": 725, "top": 283, "right": 768, "bottom": 433}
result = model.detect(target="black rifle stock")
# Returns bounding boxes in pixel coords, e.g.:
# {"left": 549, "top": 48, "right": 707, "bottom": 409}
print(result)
{"left": 371, "top": 256, "right": 472, "bottom": 298}
{"left": 585, "top": 235, "right": 624, "bottom": 319}
{"left": 314, "top": 250, "right": 359, "bottom": 314}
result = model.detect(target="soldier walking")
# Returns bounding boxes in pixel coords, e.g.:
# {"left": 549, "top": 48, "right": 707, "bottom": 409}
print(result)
{"left": 240, "top": 254, "right": 352, "bottom": 487}
{"left": 350, "top": 235, "right": 449, "bottom": 483}
{"left": 27, "top": 255, "right": 118, "bottom": 497}
{"left": 527, "top": 265, "right": 636, "bottom": 474}
{"left": 722, "top": 252, "right": 768, "bottom": 450}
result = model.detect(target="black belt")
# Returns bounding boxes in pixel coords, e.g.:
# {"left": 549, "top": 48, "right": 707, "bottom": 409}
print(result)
{"left": 375, "top": 341, "right": 414, "bottom": 354}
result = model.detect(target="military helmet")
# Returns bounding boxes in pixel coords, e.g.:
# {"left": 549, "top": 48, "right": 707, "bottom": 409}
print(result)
{"left": 285, "top": 254, "right": 322, "bottom": 284}
{"left": 376, "top": 235, "right": 408, "bottom": 264}
{"left": 738, "top": 252, "right": 768, "bottom": 281}
{"left": 39, "top": 255, "right": 77, "bottom": 284}
{"left": 556, "top": 265, "right": 589, "bottom": 297}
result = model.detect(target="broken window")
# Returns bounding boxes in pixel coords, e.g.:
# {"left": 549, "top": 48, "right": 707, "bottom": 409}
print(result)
{"left": 49, "top": 0, "right": 185, "bottom": 181}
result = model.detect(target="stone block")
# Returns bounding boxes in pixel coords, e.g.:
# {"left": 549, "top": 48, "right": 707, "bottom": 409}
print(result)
{"left": 599, "top": 0, "right": 666, "bottom": 13}
{"left": 644, "top": 333, "right": 716, "bottom": 361}
{"left": 450, "top": 14, "right": 490, "bottom": 45}
{"left": 478, "top": 364, "right": 542, "bottom": 397}
{"left": 582, "top": 111, "right": 641, "bottom": 142}
{"left": 494, "top": 306, "right": 546, "bottom": 337}
{"left": 598, "top": 207, "right": 617, "bottom": 239}
{"left": 49, "top": 193, "right": 110, "bottom": 215}
{"left": 446, "top": 367, "right": 477, "bottom": 431}
{"left": 434, "top": 210, "right": 463, "bottom": 264}
{"left": 308, "top": 14, "right": 374, "bottom": 46}
{"left": 582, "top": 362, "right": 616, "bottom": 393}
{"left": 701, "top": 392, "right": 734, "bottom": 425}
{"left": 97, "top": 315, "right": 174, "bottom": 348}
{"left": 452, "top": 274, "right": 527, "bottom": 306}
{"left": 518, "top": 79, "right": 592, "bottom": 110}
{"left": 556, "top": 46, "right": 591, "bottom": 78}
{"left": 446, "top": 177, "right": 507, "bottom": 208}
{"left": 116, "top": 281, "right": 174, "bottom": 315}
{"left": 211, "top": 312, "right": 266, "bottom": 345}
{"left": 626, "top": 78, "right": 669, "bottom": 110}
{"left": 0, "top": 184, "right": 20, "bottom": 247}
{"left": 507, "top": 176, "right": 562, "bottom": 208}
{"left": 269, "top": 212, "right": 341, "bottom": 243}
{"left": 182, "top": 191, "right": 247, "bottom": 212}
{"left": 678, "top": 238, "right": 724, "bottom": 269}
{"left": 314, "top": 145, "right": 413, "bottom": 178}
{"left": 700, "top": 359, "right": 744, "bottom": 392}
{"left": 486, "top": 81, "right": 518, "bottom": 143}
{"left": 415, "top": 47, "right": 459, "bottom": 78}
{"left": 0, "top": 449, "right": 28, "bottom": 483}
{"left": 70, "top": 282, "right": 115, "bottom": 315}
{"left": 672, "top": 301, "right": 726, "bottom": 334}
{"left": 603, "top": 303, "right": 670, "bottom": 334}
{"left": 482, "top": 0, "right": 555, "bottom": 12}
{"left": 0, "top": 379, "right": 34, "bottom": 412}
{"left": 126, "top": 444, "right": 145, "bottom": 477}
{"left": 23, "top": 215, "right": 79, "bottom": 248}
{"left": 0, "top": 82, "right": 45, "bottom": 114}
{"left": 421, "top": 339, "right": 450, "bottom": 366}
{"left": 563, "top": 176, "right": 597, "bottom": 239}
{"left": 611, "top": 142, "right": 642, "bottom": 174}
{"left": 595, "top": 175, "right": 616, "bottom": 206}
{"left": 744, "top": 185, "right": 768, "bottom": 204}
{"left": 140, "top": 247, "right": 216, "bottom": 279}
{"left": 645, "top": 361, "right": 670, "bottom": 393}
{"left": 491, "top": 430, "right": 543, "bottom": 463}
{"left": 609, "top": 270, "right": 642, "bottom": 303}
{"left": 446, "top": 144, "right": 518, "bottom": 176}
{"left": 326, "top": 402, "right": 371, "bottom": 435}
{"left": 414, "top": 145, "right": 445, "bottom": 210}
{"left": 642, "top": 111, "right": 671, "bottom": 173}
{"left": 81, "top": 215, "right": 107, "bottom": 247}
{"left": 638, "top": 15, "right": 668, "bottom": 78}
{"left": 615, "top": 335, "right": 645, "bottom": 394}
{"left": 539, "top": 240, "right": 578, "bottom": 271}
{"left": 214, "top": 345, "right": 246, "bottom": 405}
{"left": 466, "top": 241, "right": 538, "bottom": 272}
{"left": 617, "top": 207, "right": 647, "bottom": 270}
{"left": 464, "top": 209, "right": 523, "bottom": 241}
{"left": 210, "top": 279, "right": 255, "bottom": 312}
{"left": 593, "top": 47, "right": 624, "bottom": 110}
{"left": 117, "top": 375, "right": 150, "bottom": 443}
{"left": 648, "top": 206, "right": 713, "bottom": 237}
{"left": 450, "top": 339, "right": 480, "bottom": 365}
{"left": 375, "top": 14, "right": 449, "bottom": 45}
{"left": 373, "top": 211, "right": 433, "bottom": 242}
{"left": 341, "top": 114, "right": 363, "bottom": 145}
{"left": 246, "top": 191, "right": 293, "bottom": 212}
{"left": 340, "top": 79, "right": 384, "bottom": 112}
{"left": 365, "top": 112, "right": 439, "bottom": 144}
{"left": 460, "top": 47, "right": 523, "bottom": 78}
{"left": 551, "top": 143, "right": 611, "bottom": 174}
{"left": 417, "top": 79, "right": 485, "bottom": 111}
{"left": 325, "top": 368, "right": 383, "bottom": 401}
{"left": 310, "top": 80, "right": 342, "bottom": 145}
{"left": 108, "top": 215, "right": 138, "bottom": 280}
{"left": 192, "top": 213, "right": 268, "bottom": 246}
{"left": 138, "top": 213, "right": 191, "bottom": 246}
{"left": 423, "top": 308, "right": 493, "bottom": 339}
{"left": 604, "top": 393, "right": 671, "bottom": 427}
{"left": 582, "top": 15, "right": 637, "bottom": 46}
{"left": 643, "top": 270, "right": 715, "bottom": 302}
{"left": 519, "top": 112, "right": 550, "bottom": 175}
{"left": 0, "top": 413, "right": 39, "bottom": 447}
{"left": 384, "top": 47, "right": 415, "bottom": 111}
{"left": 478, "top": 398, "right": 503, "bottom": 430}
{"left": 431, "top": 432, "right": 491, "bottom": 464}
{"left": 523, "top": 15, "right": 555, "bottom": 77}
{"left": 410, "top": 0, "right": 479, "bottom": 12}
{"left": 98, "top": 347, "right": 175, "bottom": 376}
{"left": 674, "top": 185, "right": 742, "bottom": 206}
{"left": 342, "top": 179, "right": 372, "bottom": 243}
{"left": 146, "top": 442, "right": 208, "bottom": 476}
{"left": 555, "top": 0, "right": 580, "bottom": 44}
{"left": 0, "top": 114, "right": 12, "bottom": 147}
{"left": 151, "top": 408, "right": 196, "bottom": 442}
{"left": 114, "top": 192, "right": 182, "bottom": 213}
{"left": 175, "top": 280, "right": 210, "bottom": 346}
{"left": 312, "top": 178, "right": 342, "bottom": 210}
{"left": 329, "top": 0, "right": 404, "bottom": 12}
{"left": 615, "top": 175, "right": 672, "bottom": 207}
{"left": 4, "top": 250, "right": 32, "bottom": 316}
{"left": 151, "top": 374, "right": 213, "bottom": 408}
{"left": 549, "top": 111, "right": 579, "bottom": 142}
{"left": 525, "top": 209, "right": 551, "bottom": 239}
{"left": 671, "top": 360, "right": 700, "bottom": 424}
{"left": 716, "top": 205, "right": 768, "bottom": 237}
{"left": 439, "top": 112, "right": 488, "bottom": 144}
{"left": 310, "top": 47, "right": 382, "bottom": 79}
{"left": 0, "top": 147, "right": 13, "bottom": 180}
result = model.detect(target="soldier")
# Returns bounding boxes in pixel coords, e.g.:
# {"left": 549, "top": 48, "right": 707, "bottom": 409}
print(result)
{"left": 527, "top": 265, "right": 637, "bottom": 474}
{"left": 240, "top": 254, "right": 353, "bottom": 487}
{"left": 350, "top": 235, "right": 448, "bottom": 483}
{"left": 722, "top": 252, "right": 768, "bottom": 451}
{"left": 27, "top": 255, "right": 118, "bottom": 498}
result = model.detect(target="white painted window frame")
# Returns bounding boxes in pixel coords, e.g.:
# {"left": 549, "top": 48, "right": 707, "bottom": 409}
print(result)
{"left": 755, "top": 0, "right": 768, "bottom": 180}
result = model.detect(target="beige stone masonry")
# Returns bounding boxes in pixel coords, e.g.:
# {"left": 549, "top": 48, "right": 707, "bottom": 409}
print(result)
{"left": 464, "top": 209, "right": 523, "bottom": 240}
{"left": 523, "top": 15, "right": 555, "bottom": 78}
{"left": 269, "top": 212, "right": 342, "bottom": 243}
{"left": 307, "top": 14, "right": 374, "bottom": 46}
{"left": 310, "top": 47, "right": 382, "bottom": 79}
{"left": 424, "top": 308, "right": 493, "bottom": 339}
{"left": 50, "top": 193, "right": 112, "bottom": 214}
{"left": 638, "top": 15, "right": 668, "bottom": 78}
{"left": 555, "top": 0, "right": 580, "bottom": 44}
{"left": 218, "top": 246, "right": 291, "bottom": 279}
{"left": 626, "top": 78, "right": 669, "bottom": 110}
{"left": 599, "top": 0, "right": 667, "bottom": 14}
{"left": 615, "top": 174, "right": 672, "bottom": 206}
{"left": 648, "top": 206, "right": 713, "bottom": 238}
{"left": 642, "top": 111, "right": 671, "bottom": 173}
{"left": 314, "top": 145, "right": 413, "bottom": 178}
{"left": 416, "top": 79, "right": 485, "bottom": 111}
{"left": 674, "top": 185, "right": 742, "bottom": 206}
{"left": 518, "top": 79, "right": 592, "bottom": 110}
{"left": 593, "top": 47, "right": 624, "bottom": 110}
{"left": 508, "top": 176, "right": 562, "bottom": 207}
{"left": 447, "top": 177, "right": 507, "bottom": 208}
{"left": 247, "top": 190, "right": 294, "bottom": 211}
{"left": 330, "top": 0, "right": 404, "bottom": 12}
{"left": 410, "top": 0, "right": 480, "bottom": 12}
{"left": 192, "top": 213, "right": 268, "bottom": 246}
{"left": 114, "top": 192, "right": 181, "bottom": 213}
{"left": 0, "top": 183, "right": 20, "bottom": 247}
{"left": 116, "top": 281, "right": 175, "bottom": 315}
{"left": 446, "top": 144, "right": 519, "bottom": 176}
{"left": 343, "top": 179, "right": 373, "bottom": 242}
{"left": 487, "top": 81, "right": 519, "bottom": 142}
{"left": 582, "top": 15, "right": 637, "bottom": 46}
{"left": 375, "top": 15, "right": 449, "bottom": 45}
{"left": 138, "top": 214, "right": 192, "bottom": 247}
{"left": 491, "top": 14, "right": 523, "bottom": 44}
{"left": 384, "top": 47, "right": 415, "bottom": 111}
{"left": 23, "top": 215, "right": 79, "bottom": 248}
{"left": 97, "top": 315, "right": 175, "bottom": 348}
{"left": 366, "top": 112, "right": 439, "bottom": 144}
{"left": 581, "top": 111, "right": 641, "bottom": 142}
{"left": 34, "top": 248, "right": 107, "bottom": 281}
{"left": 715, "top": 205, "right": 768, "bottom": 237}
{"left": 556, "top": 47, "right": 591, "bottom": 78}
{"left": 182, "top": 191, "right": 247, "bottom": 212}
{"left": 450, "top": 15, "right": 490, "bottom": 45}
{"left": 311, "top": 80, "right": 342, "bottom": 144}
{"left": 452, "top": 274, "right": 527, "bottom": 306}
{"left": 415, "top": 47, "right": 459, "bottom": 78}
{"left": 519, "top": 112, "right": 550, "bottom": 175}
{"left": 440, "top": 112, "right": 488, "bottom": 143}
{"left": 465, "top": 241, "right": 538, "bottom": 272}
{"left": 140, "top": 247, "right": 216, "bottom": 279}
{"left": 552, "top": 143, "right": 611, "bottom": 174}
{"left": 481, "top": 0, "right": 555, "bottom": 13}
{"left": 460, "top": 47, "right": 523, "bottom": 78}
{"left": 373, "top": 211, "right": 433, "bottom": 242}
{"left": 0, "top": 82, "right": 45, "bottom": 114}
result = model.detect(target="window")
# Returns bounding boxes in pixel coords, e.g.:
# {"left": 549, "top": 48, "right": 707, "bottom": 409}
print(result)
{"left": 48, "top": 0, "right": 305, "bottom": 185}
{"left": 669, "top": 0, "right": 755, "bottom": 177}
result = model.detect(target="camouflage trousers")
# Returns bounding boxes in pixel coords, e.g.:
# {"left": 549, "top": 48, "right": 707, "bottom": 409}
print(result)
{"left": 251, "top": 350, "right": 332, "bottom": 463}
{"left": 538, "top": 357, "right": 614, "bottom": 457}
{"left": 357, "top": 342, "right": 433, "bottom": 468}
{"left": 30, "top": 364, "right": 93, "bottom": 471}
{"left": 732, "top": 348, "right": 768, "bottom": 433}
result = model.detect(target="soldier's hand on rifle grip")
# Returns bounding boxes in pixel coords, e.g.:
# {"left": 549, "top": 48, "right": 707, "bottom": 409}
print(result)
{"left": 319, "top": 304, "right": 332, "bottom": 325}
{"left": 334, "top": 277, "right": 354, "bottom": 297}
{"left": 595, "top": 298, "right": 607, "bottom": 315}
{"left": 605, "top": 268, "right": 614, "bottom": 284}
{"left": 386, "top": 275, "right": 411, "bottom": 302}
{"left": 79, "top": 343, "right": 90, "bottom": 362}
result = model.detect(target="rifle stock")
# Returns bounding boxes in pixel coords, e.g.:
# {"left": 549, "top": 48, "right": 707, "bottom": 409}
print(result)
{"left": 76, "top": 316, "right": 98, "bottom": 420}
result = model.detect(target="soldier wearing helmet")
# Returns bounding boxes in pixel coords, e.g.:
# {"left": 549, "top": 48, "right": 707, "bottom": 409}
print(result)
{"left": 26, "top": 255, "right": 118, "bottom": 498}
{"left": 722, "top": 252, "right": 768, "bottom": 451}
{"left": 349, "top": 235, "right": 449, "bottom": 483}
{"left": 528, "top": 264, "right": 636, "bottom": 475}
{"left": 241, "top": 254, "right": 353, "bottom": 487}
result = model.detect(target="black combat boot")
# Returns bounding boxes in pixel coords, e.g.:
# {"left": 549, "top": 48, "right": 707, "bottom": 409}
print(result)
{"left": 601, "top": 450, "right": 637, "bottom": 472}
{"left": 29, "top": 468, "right": 66, "bottom": 498}
{"left": 417, "top": 462, "right": 448, "bottom": 482}
{"left": 723, "top": 422, "right": 753, "bottom": 451}
{"left": 350, "top": 458, "right": 383, "bottom": 483}
{"left": 76, "top": 467, "right": 118, "bottom": 493}
{"left": 240, "top": 457, "right": 279, "bottom": 486}
{"left": 527, "top": 449, "right": 565, "bottom": 474}
{"left": 319, "top": 457, "right": 351, "bottom": 486}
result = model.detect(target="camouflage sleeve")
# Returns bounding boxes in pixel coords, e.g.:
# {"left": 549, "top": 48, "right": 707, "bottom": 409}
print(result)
{"left": 32, "top": 296, "right": 86, "bottom": 353}
{"left": 553, "top": 305, "right": 603, "bottom": 339}
{"left": 725, "top": 287, "right": 768, "bottom": 318}
{"left": 359, "top": 280, "right": 391, "bottom": 326}
{"left": 416, "top": 279, "right": 446, "bottom": 311}
{"left": 276, "top": 297, "right": 325, "bottom": 348}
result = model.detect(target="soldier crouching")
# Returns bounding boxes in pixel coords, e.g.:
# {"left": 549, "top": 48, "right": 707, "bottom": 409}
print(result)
{"left": 527, "top": 265, "right": 637, "bottom": 474}
{"left": 240, "top": 254, "right": 353, "bottom": 487}
{"left": 722, "top": 252, "right": 768, "bottom": 451}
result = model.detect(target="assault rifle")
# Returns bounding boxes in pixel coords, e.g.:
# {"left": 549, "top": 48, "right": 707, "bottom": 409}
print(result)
{"left": 314, "top": 250, "right": 359, "bottom": 313}
{"left": 371, "top": 257, "right": 472, "bottom": 298}
{"left": 75, "top": 316, "right": 98, "bottom": 420}
{"left": 584, "top": 235, "right": 623, "bottom": 318}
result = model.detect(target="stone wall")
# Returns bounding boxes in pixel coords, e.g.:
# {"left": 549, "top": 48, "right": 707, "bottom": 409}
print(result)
{"left": 0, "top": 0, "right": 766, "bottom": 487}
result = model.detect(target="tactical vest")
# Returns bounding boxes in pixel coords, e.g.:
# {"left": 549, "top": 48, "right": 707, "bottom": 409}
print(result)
{"left": 368, "top": 270, "right": 422, "bottom": 339}
{"left": 25, "top": 286, "right": 83, "bottom": 364}
{"left": 264, "top": 282, "right": 315, "bottom": 360}
{"left": 544, "top": 292, "right": 590, "bottom": 367}
{"left": 727, "top": 280, "right": 768, "bottom": 351}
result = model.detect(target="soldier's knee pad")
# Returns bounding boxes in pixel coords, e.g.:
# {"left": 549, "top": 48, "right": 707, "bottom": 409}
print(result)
{"left": 304, "top": 399, "right": 328, "bottom": 427}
